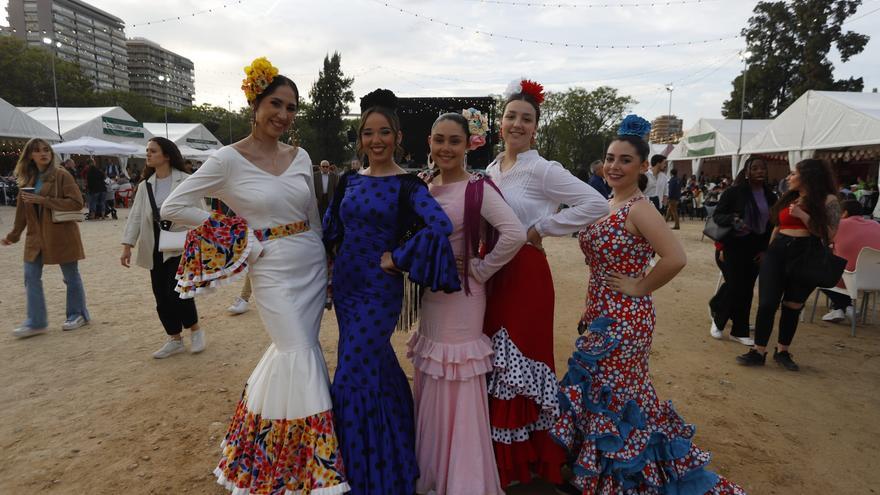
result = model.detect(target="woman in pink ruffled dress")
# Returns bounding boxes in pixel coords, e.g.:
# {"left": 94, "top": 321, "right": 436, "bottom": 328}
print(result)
{"left": 409, "top": 112, "right": 525, "bottom": 495}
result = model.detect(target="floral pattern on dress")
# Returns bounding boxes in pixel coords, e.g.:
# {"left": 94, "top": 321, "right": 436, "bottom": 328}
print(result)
{"left": 215, "top": 390, "right": 348, "bottom": 495}
{"left": 551, "top": 196, "right": 746, "bottom": 495}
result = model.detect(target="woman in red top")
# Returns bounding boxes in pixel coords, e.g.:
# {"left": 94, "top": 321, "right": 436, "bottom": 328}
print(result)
{"left": 736, "top": 159, "right": 840, "bottom": 371}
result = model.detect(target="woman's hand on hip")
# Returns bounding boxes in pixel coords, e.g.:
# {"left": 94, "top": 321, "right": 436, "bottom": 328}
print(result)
{"left": 380, "top": 251, "right": 401, "bottom": 275}
{"left": 607, "top": 271, "right": 647, "bottom": 297}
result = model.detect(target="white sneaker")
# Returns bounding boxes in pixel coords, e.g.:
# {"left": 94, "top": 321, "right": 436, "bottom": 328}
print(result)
{"left": 730, "top": 335, "right": 755, "bottom": 346}
{"left": 153, "top": 338, "right": 185, "bottom": 359}
{"left": 12, "top": 326, "right": 48, "bottom": 339}
{"left": 61, "top": 315, "right": 88, "bottom": 331}
{"left": 822, "top": 308, "right": 845, "bottom": 323}
{"left": 226, "top": 297, "right": 249, "bottom": 315}
{"left": 190, "top": 329, "right": 205, "bottom": 354}
{"left": 710, "top": 321, "right": 723, "bottom": 339}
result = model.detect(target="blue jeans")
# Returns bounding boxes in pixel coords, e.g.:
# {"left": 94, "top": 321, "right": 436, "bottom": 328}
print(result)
{"left": 23, "top": 254, "right": 90, "bottom": 328}
{"left": 88, "top": 191, "right": 106, "bottom": 217}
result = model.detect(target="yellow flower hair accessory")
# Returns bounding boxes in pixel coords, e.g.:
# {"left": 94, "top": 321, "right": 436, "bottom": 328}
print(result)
{"left": 241, "top": 57, "right": 279, "bottom": 103}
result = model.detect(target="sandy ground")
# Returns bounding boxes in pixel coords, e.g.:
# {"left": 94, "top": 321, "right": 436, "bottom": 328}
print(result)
{"left": 0, "top": 205, "right": 878, "bottom": 495}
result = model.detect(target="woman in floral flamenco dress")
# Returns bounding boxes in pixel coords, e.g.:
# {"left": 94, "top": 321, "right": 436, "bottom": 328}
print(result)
{"left": 551, "top": 116, "right": 746, "bottom": 494}
{"left": 162, "top": 58, "right": 349, "bottom": 494}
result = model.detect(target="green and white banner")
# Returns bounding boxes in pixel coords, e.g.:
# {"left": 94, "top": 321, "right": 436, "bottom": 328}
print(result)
{"left": 102, "top": 117, "right": 144, "bottom": 138}
{"left": 186, "top": 137, "right": 218, "bottom": 149}
{"left": 686, "top": 131, "right": 716, "bottom": 157}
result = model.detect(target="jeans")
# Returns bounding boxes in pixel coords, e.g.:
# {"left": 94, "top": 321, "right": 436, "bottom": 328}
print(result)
{"left": 88, "top": 191, "right": 106, "bottom": 217}
{"left": 23, "top": 253, "right": 90, "bottom": 328}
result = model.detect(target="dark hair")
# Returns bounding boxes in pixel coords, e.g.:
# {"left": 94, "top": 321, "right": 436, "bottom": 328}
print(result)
{"left": 253, "top": 75, "right": 299, "bottom": 112}
{"left": 143, "top": 137, "right": 188, "bottom": 180}
{"left": 670, "top": 169, "right": 677, "bottom": 177}
{"left": 611, "top": 135, "right": 650, "bottom": 162}
{"left": 735, "top": 156, "right": 768, "bottom": 186}
{"left": 638, "top": 173, "right": 648, "bottom": 192}
{"left": 504, "top": 92, "right": 541, "bottom": 122}
{"left": 771, "top": 159, "right": 838, "bottom": 242}
{"left": 840, "top": 199, "right": 862, "bottom": 217}
{"left": 432, "top": 113, "right": 471, "bottom": 140}
{"left": 357, "top": 89, "right": 403, "bottom": 163}
{"left": 650, "top": 154, "right": 666, "bottom": 167}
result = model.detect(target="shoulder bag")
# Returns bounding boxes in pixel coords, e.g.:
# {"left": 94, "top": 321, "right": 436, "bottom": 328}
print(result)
{"left": 145, "top": 182, "right": 187, "bottom": 252}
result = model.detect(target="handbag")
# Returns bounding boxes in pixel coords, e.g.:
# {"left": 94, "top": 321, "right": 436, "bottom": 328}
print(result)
{"left": 50, "top": 176, "right": 85, "bottom": 223}
{"left": 795, "top": 240, "right": 847, "bottom": 288}
{"left": 702, "top": 216, "right": 732, "bottom": 242}
{"left": 146, "top": 181, "right": 187, "bottom": 253}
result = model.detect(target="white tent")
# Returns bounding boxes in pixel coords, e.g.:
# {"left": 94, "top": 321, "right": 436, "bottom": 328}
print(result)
{"left": 144, "top": 123, "right": 222, "bottom": 150}
{"left": 667, "top": 118, "right": 773, "bottom": 177}
{"left": 742, "top": 91, "right": 880, "bottom": 168}
{"left": 18, "top": 107, "right": 155, "bottom": 145}
{"left": 0, "top": 98, "right": 60, "bottom": 141}
{"left": 52, "top": 136, "right": 141, "bottom": 156}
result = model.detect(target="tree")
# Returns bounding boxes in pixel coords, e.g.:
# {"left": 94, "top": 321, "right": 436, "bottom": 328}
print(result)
{"left": 536, "top": 86, "right": 636, "bottom": 168}
{"left": 0, "top": 37, "right": 95, "bottom": 107}
{"left": 302, "top": 52, "right": 354, "bottom": 165}
{"left": 722, "top": 0, "right": 869, "bottom": 118}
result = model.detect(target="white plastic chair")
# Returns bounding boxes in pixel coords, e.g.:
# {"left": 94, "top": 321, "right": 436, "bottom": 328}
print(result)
{"left": 810, "top": 246, "right": 880, "bottom": 336}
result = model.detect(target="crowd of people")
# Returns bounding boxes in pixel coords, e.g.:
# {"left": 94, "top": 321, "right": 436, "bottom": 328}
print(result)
{"left": 2, "top": 56, "right": 879, "bottom": 495}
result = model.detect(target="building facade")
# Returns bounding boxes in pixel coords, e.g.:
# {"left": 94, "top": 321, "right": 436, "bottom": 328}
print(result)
{"left": 7, "top": 0, "right": 129, "bottom": 92}
{"left": 126, "top": 37, "right": 195, "bottom": 111}
{"left": 650, "top": 115, "right": 684, "bottom": 145}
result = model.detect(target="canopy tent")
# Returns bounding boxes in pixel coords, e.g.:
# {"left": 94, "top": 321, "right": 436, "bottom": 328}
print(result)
{"left": 52, "top": 136, "right": 141, "bottom": 156}
{"left": 667, "top": 118, "right": 772, "bottom": 178}
{"left": 742, "top": 91, "right": 880, "bottom": 167}
{"left": 0, "top": 98, "right": 60, "bottom": 141}
{"left": 18, "top": 107, "right": 154, "bottom": 145}
{"left": 143, "top": 123, "right": 222, "bottom": 150}
{"left": 131, "top": 143, "right": 216, "bottom": 159}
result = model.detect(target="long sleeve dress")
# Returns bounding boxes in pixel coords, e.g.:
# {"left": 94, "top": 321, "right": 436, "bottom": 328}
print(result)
{"left": 551, "top": 196, "right": 746, "bottom": 494}
{"left": 323, "top": 171, "right": 461, "bottom": 495}
{"left": 161, "top": 146, "right": 349, "bottom": 495}
{"left": 408, "top": 176, "right": 526, "bottom": 495}
{"left": 484, "top": 149, "right": 609, "bottom": 486}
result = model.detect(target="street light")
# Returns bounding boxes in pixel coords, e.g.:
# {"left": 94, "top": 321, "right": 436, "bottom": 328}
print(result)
{"left": 736, "top": 49, "right": 753, "bottom": 155}
{"left": 157, "top": 75, "right": 170, "bottom": 138}
{"left": 665, "top": 83, "right": 674, "bottom": 117}
{"left": 42, "top": 37, "right": 63, "bottom": 142}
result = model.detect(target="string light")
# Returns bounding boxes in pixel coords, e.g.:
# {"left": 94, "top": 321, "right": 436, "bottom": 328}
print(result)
{"left": 369, "top": 0, "right": 739, "bottom": 49}
{"left": 461, "top": 0, "right": 720, "bottom": 8}
{"left": 130, "top": 1, "right": 246, "bottom": 28}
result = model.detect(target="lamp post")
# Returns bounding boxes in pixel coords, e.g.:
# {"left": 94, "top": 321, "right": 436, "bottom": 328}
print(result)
{"left": 665, "top": 83, "right": 674, "bottom": 117}
{"left": 736, "top": 50, "right": 753, "bottom": 154}
{"left": 42, "top": 37, "right": 63, "bottom": 142}
{"left": 157, "top": 75, "right": 170, "bottom": 138}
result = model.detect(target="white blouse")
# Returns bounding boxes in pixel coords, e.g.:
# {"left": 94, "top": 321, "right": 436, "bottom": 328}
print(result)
{"left": 486, "top": 150, "right": 609, "bottom": 237}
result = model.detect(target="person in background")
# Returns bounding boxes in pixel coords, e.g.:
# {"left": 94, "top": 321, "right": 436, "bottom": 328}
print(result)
{"left": 664, "top": 168, "right": 682, "bottom": 229}
{"left": 2, "top": 138, "right": 90, "bottom": 338}
{"left": 313, "top": 159, "right": 338, "bottom": 219}
{"left": 645, "top": 154, "right": 667, "bottom": 210}
{"left": 349, "top": 158, "right": 362, "bottom": 173}
{"left": 587, "top": 158, "right": 611, "bottom": 199}
{"left": 85, "top": 159, "right": 107, "bottom": 220}
{"left": 821, "top": 200, "right": 880, "bottom": 322}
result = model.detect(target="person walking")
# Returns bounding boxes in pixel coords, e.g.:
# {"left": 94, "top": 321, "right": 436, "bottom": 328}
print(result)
{"left": 664, "top": 168, "right": 682, "bottom": 229}
{"left": 2, "top": 138, "right": 90, "bottom": 338}
{"left": 85, "top": 159, "right": 107, "bottom": 220}
{"left": 120, "top": 137, "right": 205, "bottom": 359}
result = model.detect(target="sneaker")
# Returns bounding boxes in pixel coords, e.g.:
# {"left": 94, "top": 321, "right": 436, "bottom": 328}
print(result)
{"left": 61, "top": 315, "right": 88, "bottom": 331}
{"left": 736, "top": 349, "right": 766, "bottom": 366}
{"left": 730, "top": 335, "right": 755, "bottom": 346}
{"left": 821, "top": 308, "right": 845, "bottom": 323}
{"left": 153, "top": 338, "right": 185, "bottom": 359}
{"left": 710, "top": 321, "right": 723, "bottom": 339}
{"left": 190, "top": 329, "right": 205, "bottom": 354}
{"left": 12, "top": 326, "right": 48, "bottom": 339}
{"left": 773, "top": 348, "right": 800, "bottom": 371}
{"left": 226, "top": 297, "right": 249, "bottom": 315}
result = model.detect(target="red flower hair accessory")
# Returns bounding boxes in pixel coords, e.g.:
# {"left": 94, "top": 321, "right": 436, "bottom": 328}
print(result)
{"left": 503, "top": 78, "right": 545, "bottom": 105}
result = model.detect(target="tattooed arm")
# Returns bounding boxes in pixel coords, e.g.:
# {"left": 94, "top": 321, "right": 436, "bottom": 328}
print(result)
{"left": 825, "top": 195, "right": 841, "bottom": 242}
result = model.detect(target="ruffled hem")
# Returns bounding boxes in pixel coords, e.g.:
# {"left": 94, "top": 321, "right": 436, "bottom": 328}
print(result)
{"left": 551, "top": 317, "right": 746, "bottom": 495}
{"left": 406, "top": 331, "right": 494, "bottom": 381}
{"left": 392, "top": 226, "right": 461, "bottom": 293}
{"left": 215, "top": 396, "right": 348, "bottom": 495}
{"left": 487, "top": 328, "right": 559, "bottom": 417}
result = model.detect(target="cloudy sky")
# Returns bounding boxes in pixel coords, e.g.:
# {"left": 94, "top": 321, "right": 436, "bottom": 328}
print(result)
{"left": 4, "top": 0, "right": 880, "bottom": 127}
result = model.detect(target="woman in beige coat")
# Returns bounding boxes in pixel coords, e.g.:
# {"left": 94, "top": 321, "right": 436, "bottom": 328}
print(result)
{"left": 121, "top": 137, "right": 205, "bottom": 359}
{"left": 2, "top": 138, "right": 90, "bottom": 338}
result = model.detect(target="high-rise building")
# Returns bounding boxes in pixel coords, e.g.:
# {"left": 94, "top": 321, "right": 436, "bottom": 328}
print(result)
{"left": 126, "top": 37, "right": 195, "bottom": 111}
{"left": 7, "top": 0, "right": 129, "bottom": 92}
{"left": 650, "top": 115, "right": 684, "bottom": 144}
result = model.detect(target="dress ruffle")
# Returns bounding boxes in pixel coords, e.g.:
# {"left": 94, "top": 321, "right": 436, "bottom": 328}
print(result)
{"left": 214, "top": 394, "right": 349, "bottom": 495}
{"left": 487, "top": 328, "right": 560, "bottom": 420}
{"left": 406, "top": 331, "right": 494, "bottom": 381}
{"left": 551, "top": 317, "right": 746, "bottom": 495}
{"left": 392, "top": 226, "right": 461, "bottom": 293}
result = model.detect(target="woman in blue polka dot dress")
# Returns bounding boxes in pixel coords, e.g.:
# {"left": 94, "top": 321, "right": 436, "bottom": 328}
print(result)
{"left": 323, "top": 89, "right": 461, "bottom": 495}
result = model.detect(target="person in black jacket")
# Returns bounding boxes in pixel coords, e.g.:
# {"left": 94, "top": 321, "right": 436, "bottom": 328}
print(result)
{"left": 708, "top": 157, "right": 777, "bottom": 345}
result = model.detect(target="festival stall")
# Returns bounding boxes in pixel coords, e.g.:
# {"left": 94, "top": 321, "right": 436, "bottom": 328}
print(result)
{"left": 0, "top": 98, "right": 61, "bottom": 177}
{"left": 143, "top": 123, "right": 222, "bottom": 151}
{"left": 667, "top": 118, "right": 773, "bottom": 180}
{"left": 17, "top": 106, "right": 154, "bottom": 145}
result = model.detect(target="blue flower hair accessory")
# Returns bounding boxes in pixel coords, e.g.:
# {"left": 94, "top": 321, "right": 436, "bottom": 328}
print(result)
{"left": 618, "top": 114, "right": 651, "bottom": 138}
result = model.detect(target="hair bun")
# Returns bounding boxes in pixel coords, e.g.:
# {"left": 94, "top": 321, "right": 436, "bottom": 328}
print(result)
{"left": 360, "top": 89, "right": 398, "bottom": 113}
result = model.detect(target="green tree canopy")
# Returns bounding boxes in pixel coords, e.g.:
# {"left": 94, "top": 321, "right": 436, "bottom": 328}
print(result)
{"left": 722, "top": 0, "right": 870, "bottom": 119}
{"left": 302, "top": 52, "right": 355, "bottom": 165}
{"left": 0, "top": 37, "right": 95, "bottom": 107}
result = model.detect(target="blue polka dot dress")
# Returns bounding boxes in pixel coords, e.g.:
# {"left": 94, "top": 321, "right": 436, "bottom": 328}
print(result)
{"left": 323, "top": 172, "right": 461, "bottom": 495}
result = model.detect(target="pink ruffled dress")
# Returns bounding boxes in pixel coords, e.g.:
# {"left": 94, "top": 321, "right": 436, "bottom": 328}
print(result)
{"left": 408, "top": 176, "right": 526, "bottom": 495}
